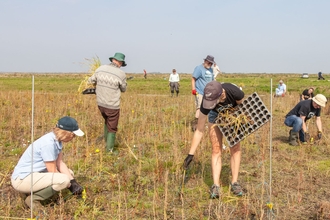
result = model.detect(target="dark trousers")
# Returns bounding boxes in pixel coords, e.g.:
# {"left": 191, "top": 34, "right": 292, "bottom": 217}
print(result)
{"left": 98, "top": 106, "right": 120, "bottom": 133}
{"left": 170, "top": 82, "right": 179, "bottom": 93}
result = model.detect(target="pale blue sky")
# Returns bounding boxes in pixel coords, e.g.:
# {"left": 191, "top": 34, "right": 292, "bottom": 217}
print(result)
{"left": 0, "top": 0, "right": 329, "bottom": 73}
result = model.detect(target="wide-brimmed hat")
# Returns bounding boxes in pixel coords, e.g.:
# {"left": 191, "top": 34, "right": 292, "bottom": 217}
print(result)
{"left": 56, "top": 116, "right": 84, "bottom": 136}
{"left": 312, "top": 94, "right": 327, "bottom": 107}
{"left": 109, "top": 52, "right": 127, "bottom": 67}
{"left": 279, "top": 80, "right": 283, "bottom": 83}
{"left": 204, "top": 55, "right": 215, "bottom": 64}
{"left": 202, "top": 81, "right": 223, "bottom": 109}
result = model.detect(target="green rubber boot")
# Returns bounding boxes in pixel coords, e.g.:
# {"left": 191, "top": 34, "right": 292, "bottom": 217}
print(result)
{"left": 25, "top": 186, "right": 57, "bottom": 209}
{"left": 104, "top": 124, "right": 108, "bottom": 142}
{"left": 106, "top": 132, "right": 116, "bottom": 152}
{"left": 289, "top": 131, "right": 299, "bottom": 146}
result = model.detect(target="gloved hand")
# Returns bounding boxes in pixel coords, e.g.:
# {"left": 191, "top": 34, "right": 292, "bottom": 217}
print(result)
{"left": 304, "top": 132, "right": 310, "bottom": 142}
{"left": 68, "top": 179, "right": 83, "bottom": 195}
{"left": 183, "top": 154, "right": 194, "bottom": 169}
{"left": 318, "top": 131, "right": 322, "bottom": 140}
{"left": 192, "top": 89, "right": 197, "bottom": 95}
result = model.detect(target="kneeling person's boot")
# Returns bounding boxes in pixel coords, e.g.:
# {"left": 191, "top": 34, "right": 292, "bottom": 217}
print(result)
{"left": 25, "top": 186, "right": 57, "bottom": 216}
{"left": 106, "top": 132, "right": 116, "bottom": 152}
{"left": 288, "top": 129, "right": 293, "bottom": 141}
{"left": 289, "top": 131, "right": 299, "bottom": 146}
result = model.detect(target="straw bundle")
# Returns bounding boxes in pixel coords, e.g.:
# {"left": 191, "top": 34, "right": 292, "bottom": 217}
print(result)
{"left": 77, "top": 56, "right": 101, "bottom": 94}
{"left": 214, "top": 106, "right": 254, "bottom": 139}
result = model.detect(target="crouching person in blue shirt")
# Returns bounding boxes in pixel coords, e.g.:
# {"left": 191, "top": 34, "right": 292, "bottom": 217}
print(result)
{"left": 11, "top": 116, "right": 84, "bottom": 210}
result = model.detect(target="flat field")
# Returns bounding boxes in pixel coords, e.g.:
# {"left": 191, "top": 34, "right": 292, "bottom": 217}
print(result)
{"left": 1, "top": 73, "right": 330, "bottom": 219}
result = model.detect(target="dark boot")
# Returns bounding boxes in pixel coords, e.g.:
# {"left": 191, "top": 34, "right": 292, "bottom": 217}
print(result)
{"left": 288, "top": 129, "right": 293, "bottom": 141}
{"left": 171, "top": 92, "right": 174, "bottom": 97}
{"left": 289, "top": 131, "right": 299, "bottom": 146}
{"left": 176, "top": 91, "right": 179, "bottom": 97}
{"left": 106, "top": 132, "right": 116, "bottom": 152}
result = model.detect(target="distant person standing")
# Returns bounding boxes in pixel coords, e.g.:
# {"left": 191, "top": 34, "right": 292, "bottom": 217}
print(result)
{"left": 169, "top": 69, "right": 180, "bottom": 97}
{"left": 88, "top": 52, "right": 127, "bottom": 152}
{"left": 191, "top": 55, "right": 215, "bottom": 131}
{"left": 318, "top": 71, "right": 325, "bottom": 80}
{"left": 275, "top": 80, "right": 286, "bottom": 97}
{"left": 144, "top": 69, "right": 147, "bottom": 79}
{"left": 213, "top": 62, "right": 222, "bottom": 80}
{"left": 301, "top": 87, "right": 315, "bottom": 101}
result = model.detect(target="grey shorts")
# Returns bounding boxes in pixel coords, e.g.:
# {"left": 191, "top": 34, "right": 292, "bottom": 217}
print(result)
{"left": 194, "top": 94, "right": 203, "bottom": 109}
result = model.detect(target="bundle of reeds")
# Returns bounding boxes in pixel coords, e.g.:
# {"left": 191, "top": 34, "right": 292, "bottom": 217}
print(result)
{"left": 77, "top": 56, "right": 101, "bottom": 94}
{"left": 214, "top": 93, "right": 271, "bottom": 147}
{"left": 215, "top": 106, "right": 254, "bottom": 138}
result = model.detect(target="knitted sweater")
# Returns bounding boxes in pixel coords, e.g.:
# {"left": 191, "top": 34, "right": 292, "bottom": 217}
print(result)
{"left": 88, "top": 63, "right": 127, "bottom": 109}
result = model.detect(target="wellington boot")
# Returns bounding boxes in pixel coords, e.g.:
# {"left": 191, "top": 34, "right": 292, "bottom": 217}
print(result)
{"left": 25, "top": 186, "right": 57, "bottom": 208}
{"left": 288, "top": 129, "right": 293, "bottom": 141}
{"left": 106, "top": 132, "right": 116, "bottom": 152}
{"left": 289, "top": 131, "right": 299, "bottom": 146}
{"left": 104, "top": 124, "right": 108, "bottom": 142}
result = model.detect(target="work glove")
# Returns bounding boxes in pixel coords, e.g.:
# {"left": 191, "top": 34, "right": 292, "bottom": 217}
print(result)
{"left": 68, "top": 179, "right": 83, "bottom": 195}
{"left": 192, "top": 89, "right": 197, "bottom": 95}
{"left": 82, "top": 88, "right": 96, "bottom": 95}
{"left": 318, "top": 131, "right": 322, "bottom": 140}
{"left": 304, "top": 132, "right": 310, "bottom": 142}
{"left": 183, "top": 154, "right": 194, "bottom": 170}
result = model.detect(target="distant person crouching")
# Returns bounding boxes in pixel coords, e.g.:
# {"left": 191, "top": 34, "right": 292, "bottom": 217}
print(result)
{"left": 275, "top": 80, "right": 286, "bottom": 97}
{"left": 318, "top": 71, "right": 325, "bottom": 80}
{"left": 300, "top": 87, "right": 315, "bottom": 101}
{"left": 284, "top": 94, "right": 327, "bottom": 145}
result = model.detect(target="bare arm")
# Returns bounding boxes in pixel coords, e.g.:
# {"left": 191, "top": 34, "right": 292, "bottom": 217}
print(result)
{"left": 45, "top": 161, "right": 58, "bottom": 173}
{"left": 300, "top": 116, "right": 307, "bottom": 132}
{"left": 188, "top": 113, "right": 207, "bottom": 155}
{"left": 191, "top": 77, "right": 196, "bottom": 91}
{"left": 316, "top": 116, "right": 322, "bottom": 132}
{"left": 56, "top": 152, "right": 74, "bottom": 180}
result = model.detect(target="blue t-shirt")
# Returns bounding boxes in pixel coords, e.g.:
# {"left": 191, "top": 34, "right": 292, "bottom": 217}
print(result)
{"left": 192, "top": 64, "right": 214, "bottom": 95}
{"left": 11, "top": 132, "right": 62, "bottom": 180}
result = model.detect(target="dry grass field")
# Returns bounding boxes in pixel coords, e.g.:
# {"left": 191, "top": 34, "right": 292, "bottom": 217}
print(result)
{"left": 0, "top": 73, "right": 330, "bottom": 219}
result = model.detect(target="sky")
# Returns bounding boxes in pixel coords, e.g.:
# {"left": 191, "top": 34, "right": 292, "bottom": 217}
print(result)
{"left": 0, "top": 0, "right": 329, "bottom": 74}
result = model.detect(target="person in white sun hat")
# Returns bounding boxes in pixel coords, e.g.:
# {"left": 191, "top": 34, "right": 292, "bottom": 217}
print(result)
{"left": 284, "top": 94, "right": 327, "bottom": 146}
{"left": 11, "top": 116, "right": 84, "bottom": 211}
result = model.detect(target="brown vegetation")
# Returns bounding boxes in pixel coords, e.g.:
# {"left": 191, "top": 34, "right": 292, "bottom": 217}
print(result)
{"left": 0, "top": 74, "right": 330, "bottom": 219}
